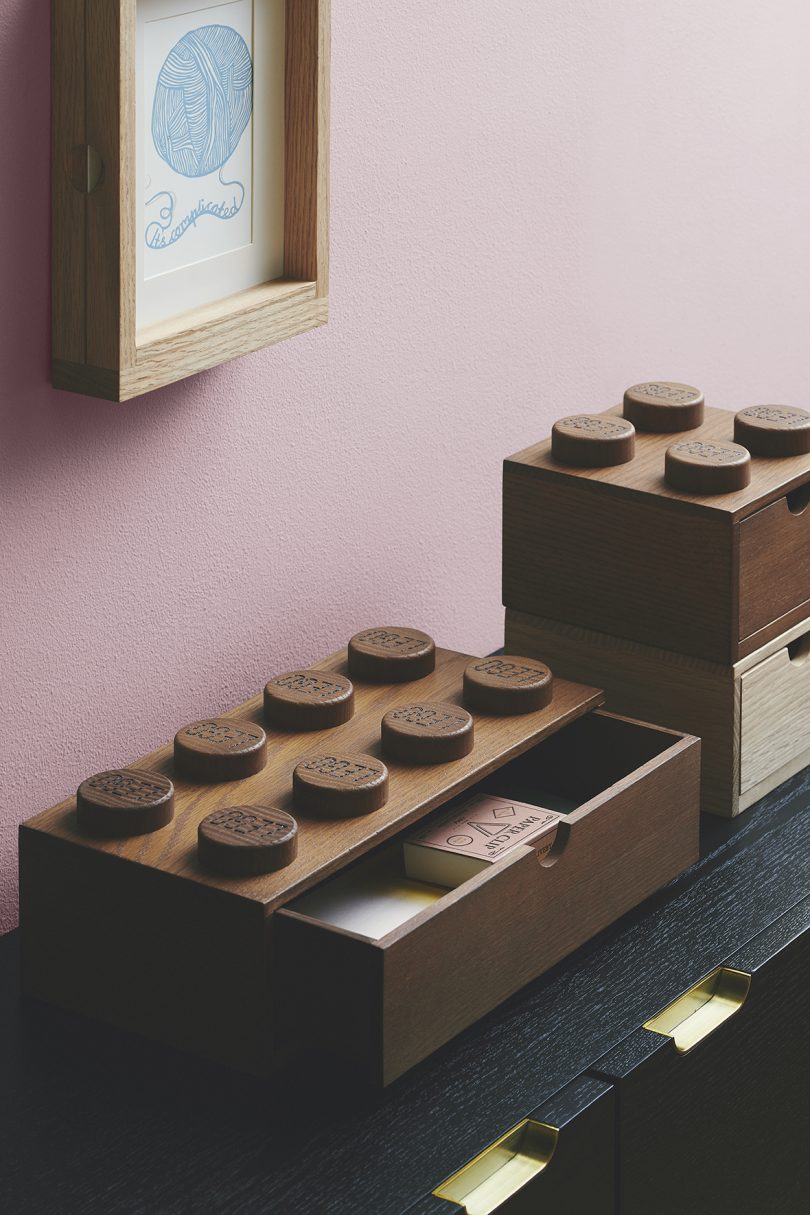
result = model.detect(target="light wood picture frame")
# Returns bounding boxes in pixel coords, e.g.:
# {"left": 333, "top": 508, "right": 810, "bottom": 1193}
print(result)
{"left": 52, "top": 0, "right": 330, "bottom": 402}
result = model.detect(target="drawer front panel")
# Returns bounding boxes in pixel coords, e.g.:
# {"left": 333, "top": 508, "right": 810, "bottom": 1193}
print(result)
{"left": 740, "top": 633, "right": 810, "bottom": 795}
{"left": 594, "top": 896, "right": 810, "bottom": 1215}
{"left": 739, "top": 484, "right": 810, "bottom": 644}
{"left": 423, "top": 1076, "right": 615, "bottom": 1215}
{"left": 276, "top": 713, "right": 700, "bottom": 1085}
{"left": 503, "top": 471, "right": 735, "bottom": 664}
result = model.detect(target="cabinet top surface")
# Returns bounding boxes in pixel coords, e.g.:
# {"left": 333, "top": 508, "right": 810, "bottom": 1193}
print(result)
{"left": 22, "top": 647, "right": 602, "bottom": 910}
{"left": 6, "top": 765, "right": 809, "bottom": 1215}
{"left": 507, "top": 405, "right": 810, "bottom": 520}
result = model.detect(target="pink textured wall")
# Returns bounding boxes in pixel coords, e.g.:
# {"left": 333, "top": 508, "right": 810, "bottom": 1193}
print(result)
{"left": 2, "top": 0, "right": 810, "bottom": 930}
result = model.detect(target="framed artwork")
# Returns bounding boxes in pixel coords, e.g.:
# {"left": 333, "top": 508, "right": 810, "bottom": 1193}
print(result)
{"left": 52, "top": 0, "right": 329, "bottom": 401}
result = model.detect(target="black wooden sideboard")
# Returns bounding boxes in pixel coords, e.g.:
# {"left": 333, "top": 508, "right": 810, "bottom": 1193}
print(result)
{"left": 1, "top": 768, "right": 808, "bottom": 1214}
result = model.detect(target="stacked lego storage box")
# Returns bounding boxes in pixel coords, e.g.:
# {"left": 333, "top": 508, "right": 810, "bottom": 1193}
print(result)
{"left": 504, "top": 383, "right": 810, "bottom": 815}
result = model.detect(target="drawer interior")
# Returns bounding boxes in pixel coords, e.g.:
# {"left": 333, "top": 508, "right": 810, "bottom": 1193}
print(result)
{"left": 476, "top": 710, "right": 678, "bottom": 809}
{"left": 286, "top": 712, "right": 681, "bottom": 941}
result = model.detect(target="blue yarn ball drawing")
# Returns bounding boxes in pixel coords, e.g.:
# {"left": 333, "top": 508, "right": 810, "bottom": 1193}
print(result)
{"left": 146, "top": 24, "right": 253, "bottom": 250}
{"left": 152, "top": 24, "right": 252, "bottom": 177}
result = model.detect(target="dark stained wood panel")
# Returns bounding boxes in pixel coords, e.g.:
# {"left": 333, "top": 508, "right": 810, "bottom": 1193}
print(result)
{"left": 593, "top": 896, "right": 810, "bottom": 1215}
{"left": 503, "top": 464, "right": 737, "bottom": 662}
{"left": 509, "top": 405, "right": 810, "bottom": 520}
{"left": 23, "top": 648, "right": 602, "bottom": 913}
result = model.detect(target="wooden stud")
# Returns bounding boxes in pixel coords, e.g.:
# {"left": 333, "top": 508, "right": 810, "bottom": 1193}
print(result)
{"left": 293, "top": 752, "right": 389, "bottom": 817}
{"left": 348, "top": 628, "right": 436, "bottom": 683}
{"left": 551, "top": 415, "right": 635, "bottom": 467}
{"left": 622, "top": 382, "right": 704, "bottom": 432}
{"left": 463, "top": 656, "right": 554, "bottom": 715}
{"left": 197, "top": 806, "right": 298, "bottom": 876}
{"left": 174, "top": 718, "right": 268, "bottom": 782}
{"left": 734, "top": 406, "right": 810, "bottom": 457}
{"left": 264, "top": 670, "right": 354, "bottom": 730}
{"left": 665, "top": 440, "right": 751, "bottom": 494}
{"left": 381, "top": 703, "right": 475, "bottom": 764}
{"left": 76, "top": 769, "right": 174, "bottom": 836}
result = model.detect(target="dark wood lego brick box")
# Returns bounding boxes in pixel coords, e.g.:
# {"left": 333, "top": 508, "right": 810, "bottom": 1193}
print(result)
{"left": 19, "top": 634, "right": 699, "bottom": 1085}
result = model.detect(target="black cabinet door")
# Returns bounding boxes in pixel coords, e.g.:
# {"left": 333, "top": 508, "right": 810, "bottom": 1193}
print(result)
{"left": 408, "top": 1075, "right": 615, "bottom": 1215}
{"left": 593, "top": 895, "right": 810, "bottom": 1215}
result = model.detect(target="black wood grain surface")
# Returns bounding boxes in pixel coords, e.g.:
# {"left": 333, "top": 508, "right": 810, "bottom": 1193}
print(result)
{"left": 1, "top": 770, "right": 808, "bottom": 1215}
{"left": 593, "top": 896, "right": 810, "bottom": 1215}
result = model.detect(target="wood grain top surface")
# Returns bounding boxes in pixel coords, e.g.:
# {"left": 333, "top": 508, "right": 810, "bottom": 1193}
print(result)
{"left": 507, "top": 405, "right": 810, "bottom": 520}
{"left": 23, "top": 647, "right": 602, "bottom": 911}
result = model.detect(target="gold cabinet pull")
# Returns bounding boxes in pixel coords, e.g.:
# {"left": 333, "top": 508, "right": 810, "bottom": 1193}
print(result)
{"left": 644, "top": 967, "right": 751, "bottom": 1053}
{"left": 433, "top": 1119, "right": 558, "bottom": 1214}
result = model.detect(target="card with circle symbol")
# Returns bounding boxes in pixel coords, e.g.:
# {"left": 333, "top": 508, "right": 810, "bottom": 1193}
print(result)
{"left": 405, "top": 793, "right": 562, "bottom": 865}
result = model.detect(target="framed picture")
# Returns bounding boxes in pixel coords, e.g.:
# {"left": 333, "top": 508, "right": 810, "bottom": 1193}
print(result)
{"left": 52, "top": 0, "right": 329, "bottom": 401}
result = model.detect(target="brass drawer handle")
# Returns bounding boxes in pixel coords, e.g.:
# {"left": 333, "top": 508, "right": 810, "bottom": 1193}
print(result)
{"left": 643, "top": 967, "right": 751, "bottom": 1053}
{"left": 434, "top": 1119, "right": 558, "bottom": 1213}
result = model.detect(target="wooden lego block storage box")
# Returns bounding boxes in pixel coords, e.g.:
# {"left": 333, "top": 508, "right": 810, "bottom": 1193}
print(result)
{"left": 507, "top": 608, "right": 810, "bottom": 817}
{"left": 503, "top": 400, "right": 810, "bottom": 665}
{"left": 19, "top": 634, "right": 699, "bottom": 1084}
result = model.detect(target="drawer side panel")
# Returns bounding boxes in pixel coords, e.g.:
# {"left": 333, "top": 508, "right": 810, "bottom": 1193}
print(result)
{"left": 738, "top": 491, "right": 810, "bottom": 642}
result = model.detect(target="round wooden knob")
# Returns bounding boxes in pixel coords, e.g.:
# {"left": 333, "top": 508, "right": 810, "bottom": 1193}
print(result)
{"left": 463, "top": 656, "right": 553, "bottom": 715}
{"left": 174, "top": 718, "right": 267, "bottom": 782}
{"left": 734, "top": 406, "right": 810, "bottom": 457}
{"left": 293, "top": 752, "right": 389, "bottom": 817}
{"left": 551, "top": 415, "right": 635, "bottom": 467}
{"left": 76, "top": 769, "right": 174, "bottom": 836}
{"left": 665, "top": 440, "right": 751, "bottom": 494}
{"left": 623, "top": 382, "right": 704, "bottom": 432}
{"left": 381, "top": 702, "right": 474, "bottom": 764}
{"left": 264, "top": 670, "right": 354, "bottom": 731}
{"left": 348, "top": 628, "right": 436, "bottom": 683}
{"left": 197, "top": 805, "right": 298, "bottom": 876}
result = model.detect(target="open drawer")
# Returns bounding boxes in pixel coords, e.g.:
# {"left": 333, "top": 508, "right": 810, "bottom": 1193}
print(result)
{"left": 274, "top": 711, "right": 700, "bottom": 1086}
